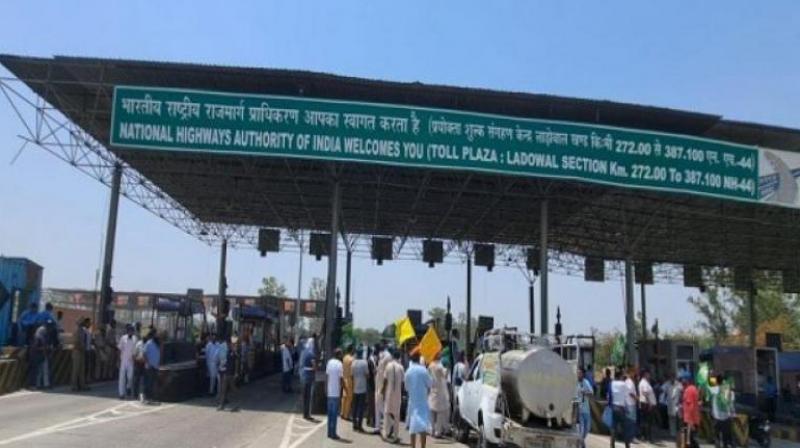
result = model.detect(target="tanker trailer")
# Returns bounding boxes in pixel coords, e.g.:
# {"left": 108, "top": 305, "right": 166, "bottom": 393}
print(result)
{"left": 455, "top": 329, "right": 581, "bottom": 448}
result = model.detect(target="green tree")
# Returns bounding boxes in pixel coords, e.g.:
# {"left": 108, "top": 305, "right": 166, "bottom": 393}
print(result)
{"left": 686, "top": 283, "right": 733, "bottom": 344}
{"left": 258, "top": 276, "right": 287, "bottom": 297}
{"left": 687, "top": 268, "right": 800, "bottom": 349}
{"left": 352, "top": 327, "right": 382, "bottom": 346}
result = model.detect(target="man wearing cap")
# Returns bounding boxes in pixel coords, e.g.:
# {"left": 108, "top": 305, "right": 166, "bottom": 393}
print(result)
{"left": 118, "top": 324, "right": 138, "bottom": 399}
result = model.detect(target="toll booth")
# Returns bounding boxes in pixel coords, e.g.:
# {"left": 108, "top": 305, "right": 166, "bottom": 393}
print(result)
{"left": 701, "top": 345, "right": 779, "bottom": 407}
{"left": 639, "top": 339, "right": 699, "bottom": 380}
{"left": 149, "top": 295, "right": 208, "bottom": 402}
{"left": 778, "top": 351, "right": 800, "bottom": 400}
{"left": 232, "top": 301, "right": 281, "bottom": 378}
{"left": 0, "top": 257, "right": 43, "bottom": 348}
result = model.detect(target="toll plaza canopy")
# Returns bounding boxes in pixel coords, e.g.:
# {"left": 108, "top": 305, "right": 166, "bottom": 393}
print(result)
{"left": 3, "top": 54, "right": 800, "bottom": 280}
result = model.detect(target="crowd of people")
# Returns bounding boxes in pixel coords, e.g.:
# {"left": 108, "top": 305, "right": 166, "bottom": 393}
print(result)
{"left": 599, "top": 367, "right": 736, "bottom": 448}
{"left": 282, "top": 336, "right": 468, "bottom": 448}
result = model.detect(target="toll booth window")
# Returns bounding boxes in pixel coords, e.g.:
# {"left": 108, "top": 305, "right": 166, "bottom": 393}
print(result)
{"left": 265, "top": 321, "right": 278, "bottom": 351}
{"left": 191, "top": 307, "right": 206, "bottom": 342}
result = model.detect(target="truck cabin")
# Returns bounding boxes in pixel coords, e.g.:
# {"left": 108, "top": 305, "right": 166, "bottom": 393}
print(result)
{"left": 149, "top": 296, "right": 207, "bottom": 364}
{"left": 553, "top": 335, "right": 595, "bottom": 373}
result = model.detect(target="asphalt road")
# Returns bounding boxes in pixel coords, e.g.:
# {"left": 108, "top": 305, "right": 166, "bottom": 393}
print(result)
{"left": 0, "top": 378, "right": 797, "bottom": 448}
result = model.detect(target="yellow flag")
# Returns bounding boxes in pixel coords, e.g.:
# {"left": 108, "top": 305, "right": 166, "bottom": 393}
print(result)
{"left": 419, "top": 325, "right": 443, "bottom": 365}
{"left": 395, "top": 316, "right": 416, "bottom": 346}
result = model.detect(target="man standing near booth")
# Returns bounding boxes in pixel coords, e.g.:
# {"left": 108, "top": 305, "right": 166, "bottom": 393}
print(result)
{"left": 300, "top": 336, "right": 317, "bottom": 421}
{"left": 143, "top": 330, "right": 161, "bottom": 404}
{"left": 205, "top": 334, "right": 219, "bottom": 396}
{"left": 351, "top": 347, "right": 369, "bottom": 432}
{"left": 382, "top": 349, "right": 404, "bottom": 443}
{"left": 576, "top": 367, "right": 594, "bottom": 448}
{"left": 405, "top": 349, "right": 432, "bottom": 448}
{"left": 340, "top": 345, "right": 354, "bottom": 420}
{"left": 326, "top": 348, "right": 344, "bottom": 440}
{"left": 281, "top": 338, "right": 294, "bottom": 393}
{"left": 638, "top": 369, "right": 657, "bottom": 443}
{"left": 117, "top": 324, "right": 137, "bottom": 399}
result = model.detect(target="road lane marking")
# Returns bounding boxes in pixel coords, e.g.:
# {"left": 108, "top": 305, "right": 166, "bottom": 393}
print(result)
{"left": 0, "top": 401, "right": 175, "bottom": 445}
{"left": 278, "top": 414, "right": 327, "bottom": 448}
{"left": 0, "top": 390, "right": 38, "bottom": 401}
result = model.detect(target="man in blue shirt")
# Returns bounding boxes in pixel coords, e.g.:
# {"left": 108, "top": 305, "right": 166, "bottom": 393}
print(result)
{"left": 404, "top": 350, "right": 431, "bottom": 448}
{"left": 576, "top": 367, "right": 594, "bottom": 448}
{"left": 17, "top": 303, "right": 38, "bottom": 346}
{"left": 300, "top": 336, "right": 317, "bottom": 421}
{"left": 143, "top": 331, "right": 160, "bottom": 404}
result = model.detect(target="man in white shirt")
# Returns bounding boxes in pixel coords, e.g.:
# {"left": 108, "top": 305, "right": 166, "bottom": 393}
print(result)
{"left": 638, "top": 370, "right": 657, "bottom": 442}
{"left": 326, "top": 349, "right": 344, "bottom": 440}
{"left": 117, "top": 324, "right": 138, "bottom": 399}
{"left": 374, "top": 345, "right": 390, "bottom": 435}
{"left": 205, "top": 334, "right": 219, "bottom": 396}
{"left": 281, "top": 339, "right": 294, "bottom": 393}
{"left": 610, "top": 370, "right": 634, "bottom": 448}
{"left": 668, "top": 375, "right": 684, "bottom": 437}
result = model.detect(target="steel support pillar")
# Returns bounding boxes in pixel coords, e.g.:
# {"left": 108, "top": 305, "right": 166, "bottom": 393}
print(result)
{"left": 324, "top": 179, "right": 341, "bottom": 362}
{"left": 295, "top": 232, "right": 304, "bottom": 342}
{"left": 466, "top": 256, "right": 473, "bottom": 360}
{"left": 99, "top": 163, "right": 122, "bottom": 326}
{"left": 217, "top": 238, "right": 228, "bottom": 339}
{"left": 529, "top": 282, "right": 535, "bottom": 334}
{"left": 748, "top": 283, "right": 757, "bottom": 348}
{"left": 345, "top": 249, "right": 352, "bottom": 320}
{"left": 539, "top": 199, "right": 549, "bottom": 336}
{"left": 624, "top": 259, "right": 636, "bottom": 366}
{"left": 640, "top": 282, "right": 648, "bottom": 341}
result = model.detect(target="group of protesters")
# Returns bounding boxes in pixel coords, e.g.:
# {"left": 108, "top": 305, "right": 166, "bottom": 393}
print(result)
{"left": 16, "top": 302, "right": 61, "bottom": 390}
{"left": 285, "top": 335, "right": 468, "bottom": 448}
{"left": 69, "top": 317, "right": 162, "bottom": 404}
{"left": 14, "top": 302, "right": 163, "bottom": 403}
{"left": 599, "top": 366, "right": 737, "bottom": 448}
{"left": 202, "top": 332, "right": 241, "bottom": 411}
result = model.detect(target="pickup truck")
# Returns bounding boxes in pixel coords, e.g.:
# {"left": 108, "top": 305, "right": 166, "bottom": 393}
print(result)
{"left": 454, "top": 330, "right": 582, "bottom": 448}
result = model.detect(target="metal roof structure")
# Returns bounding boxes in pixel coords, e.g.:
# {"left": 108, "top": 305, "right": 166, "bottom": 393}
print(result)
{"left": 3, "top": 54, "right": 800, "bottom": 281}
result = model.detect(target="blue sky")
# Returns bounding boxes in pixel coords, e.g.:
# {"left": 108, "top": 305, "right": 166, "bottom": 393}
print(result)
{"left": 1, "top": 1, "right": 799, "bottom": 334}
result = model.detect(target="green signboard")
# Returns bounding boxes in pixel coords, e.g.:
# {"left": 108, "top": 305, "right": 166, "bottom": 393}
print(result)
{"left": 110, "top": 85, "right": 759, "bottom": 202}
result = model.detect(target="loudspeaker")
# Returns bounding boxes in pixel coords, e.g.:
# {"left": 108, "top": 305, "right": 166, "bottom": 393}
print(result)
{"left": 584, "top": 257, "right": 604, "bottom": 282}
{"left": 635, "top": 262, "right": 654, "bottom": 285}
{"left": 407, "top": 309, "right": 422, "bottom": 330}
{"left": 783, "top": 270, "right": 800, "bottom": 294}
{"left": 371, "top": 237, "right": 393, "bottom": 265}
{"left": 476, "top": 316, "right": 494, "bottom": 339}
{"left": 309, "top": 233, "right": 330, "bottom": 261}
{"left": 258, "top": 228, "right": 280, "bottom": 256}
{"left": 526, "top": 247, "right": 540, "bottom": 274}
{"left": 766, "top": 333, "right": 783, "bottom": 352}
{"left": 474, "top": 244, "right": 495, "bottom": 271}
{"left": 683, "top": 265, "right": 703, "bottom": 288}
{"left": 734, "top": 267, "right": 752, "bottom": 291}
{"left": 423, "top": 240, "right": 444, "bottom": 267}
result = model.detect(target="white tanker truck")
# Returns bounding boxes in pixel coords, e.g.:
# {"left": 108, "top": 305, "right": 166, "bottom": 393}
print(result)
{"left": 454, "top": 329, "right": 581, "bottom": 448}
